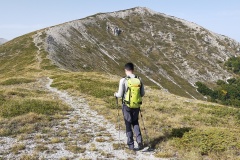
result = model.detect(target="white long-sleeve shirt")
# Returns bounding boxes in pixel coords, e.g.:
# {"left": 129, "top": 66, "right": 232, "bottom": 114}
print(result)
{"left": 115, "top": 74, "right": 145, "bottom": 99}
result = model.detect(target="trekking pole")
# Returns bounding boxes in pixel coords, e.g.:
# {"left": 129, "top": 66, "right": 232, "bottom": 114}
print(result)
{"left": 116, "top": 97, "right": 122, "bottom": 149}
{"left": 139, "top": 108, "right": 151, "bottom": 149}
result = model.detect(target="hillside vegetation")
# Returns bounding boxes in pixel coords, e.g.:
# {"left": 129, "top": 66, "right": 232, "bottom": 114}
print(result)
{"left": 196, "top": 57, "right": 240, "bottom": 107}
{"left": 0, "top": 33, "right": 70, "bottom": 137}
{"left": 50, "top": 72, "right": 240, "bottom": 159}
{"left": 1, "top": 7, "right": 240, "bottom": 160}
{"left": 43, "top": 7, "right": 240, "bottom": 100}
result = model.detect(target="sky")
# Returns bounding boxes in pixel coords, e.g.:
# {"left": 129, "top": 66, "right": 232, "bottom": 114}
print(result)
{"left": 0, "top": 0, "right": 240, "bottom": 42}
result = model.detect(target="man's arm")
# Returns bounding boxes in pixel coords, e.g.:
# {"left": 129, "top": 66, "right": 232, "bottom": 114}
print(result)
{"left": 114, "top": 78, "right": 125, "bottom": 98}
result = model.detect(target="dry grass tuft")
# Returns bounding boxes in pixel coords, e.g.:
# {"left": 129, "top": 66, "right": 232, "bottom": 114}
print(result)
{"left": 112, "top": 143, "right": 125, "bottom": 150}
{"left": 99, "top": 150, "right": 115, "bottom": 158}
{"left": 66, "top": 144, "right": 86, "bottom": 154}
{"left": 11, "top": 143, "right": 26, "bottom": 154}
{"left": 78, "top": 133, "right": 93, "bottom": 144}
{"left": 50, "top": 137, "right": 61, "bottom": 143}
{"left": 20, "top": 154, "right": 38, "bottom": 160}
{"left": 154, "top": 151, "right": 175, "bottom": 158}
{"left": 95, "top": 137, "right": 107, "bottom": 142}
{"left": 35, "top": 144, "right": 48, "bottom": 152}
{"left": 58, "top": 130, "right": 69, "bottom": 137}
{"left": 89, "top": 144, "right": 98, "bottom": 151}
{"left": 0, "top": 113, "right": 48, "bottom": 136}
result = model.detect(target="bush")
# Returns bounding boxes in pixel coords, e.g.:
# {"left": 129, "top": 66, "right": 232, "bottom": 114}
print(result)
{"left": 195, "top": 82, "right": 213, "bottom": 96}
{"left": 196, "top": 79, "right": 240, "bottom": 107}
{"left": 174, "top": 128, "right": 240, "bottom": 155}
{"left": 216, "top": 80, "right": 226, "bottom": 86}
{"left": 225, "top": 56, "right": 240, "bottom": 73}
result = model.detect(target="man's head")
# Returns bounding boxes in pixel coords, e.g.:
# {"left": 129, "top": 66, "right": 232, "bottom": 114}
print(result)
{"left": 125, "top": 62, "right": 134, "bottom": 75}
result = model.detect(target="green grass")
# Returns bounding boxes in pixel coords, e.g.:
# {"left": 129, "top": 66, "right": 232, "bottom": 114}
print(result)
{"left": 49, "top": 71, "right": 240, "bottom": 159}
{"left": 0, "top": 78, "right": 70, "bottom": 137}
{"left": 0, "top": 93, "right": 5, "bottom": 104}
{"left": 0, "top": 78, "right": 34, "bottom": 85}
{"left": 0, "top": 112, "right": 48, "bottom": 136}
{"left": 0, "top": 99, "right": 69, "bottom": 118}
{"left": 51, "top": 72, "right": 118, "bottom": 99}
{"left": 173, "top": 128, "right": 240, "bottom": 156}
{"left": 0, "top": 33, "right": 37, "bottom": 78}
{"left": 40, "top": 50, "right": 59, "bottom": 71}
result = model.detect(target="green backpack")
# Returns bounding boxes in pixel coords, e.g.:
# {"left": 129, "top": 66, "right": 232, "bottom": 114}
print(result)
{"left": 124, "top": 76, "right": 142, "bottom": 108}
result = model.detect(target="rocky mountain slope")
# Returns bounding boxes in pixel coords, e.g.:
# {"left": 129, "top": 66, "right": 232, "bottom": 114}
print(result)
{"left": 1, "top": 7, "right": 240, "bottom": 160}
{"left": 33, "top": 7, "right": 239, "bottom": 99}
{"left": 0, "top": 38, "right": 7, "bottom": 45}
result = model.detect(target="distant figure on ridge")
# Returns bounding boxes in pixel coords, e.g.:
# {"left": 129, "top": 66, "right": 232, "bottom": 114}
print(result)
{"left": 114, "top": 62, "right": 144, "bottom": 150}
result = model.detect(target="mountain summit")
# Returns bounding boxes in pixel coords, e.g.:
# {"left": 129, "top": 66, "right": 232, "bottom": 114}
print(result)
{"left": 39, "top": 7, "right": 240, "bottom": 99}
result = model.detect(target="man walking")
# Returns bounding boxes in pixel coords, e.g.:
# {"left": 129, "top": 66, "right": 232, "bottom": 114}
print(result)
{"left": 114, "top": 62, "right": 144, "bottom": 150}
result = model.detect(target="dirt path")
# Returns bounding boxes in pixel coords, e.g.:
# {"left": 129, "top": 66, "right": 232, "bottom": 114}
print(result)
{"left": 0, "top": 77, "right": 163, "bottom": 159}
{"left": 33, "top": 32, "right": 43, "bottom": 70}
{"left": 0, "top": 33, "right": 165, "bottom": 159}
{"left": 44, "top": 77, "right": 162, "bottom": 159}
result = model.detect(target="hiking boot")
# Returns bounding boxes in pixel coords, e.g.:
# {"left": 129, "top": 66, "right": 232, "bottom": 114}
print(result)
{"left": 137, "top": 143, "right": 144, "bottom": 150}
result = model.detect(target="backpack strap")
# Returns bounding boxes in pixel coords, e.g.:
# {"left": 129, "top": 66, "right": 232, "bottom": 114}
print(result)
{"left": 123, "top": 76, "right": 131, "bottom": 105}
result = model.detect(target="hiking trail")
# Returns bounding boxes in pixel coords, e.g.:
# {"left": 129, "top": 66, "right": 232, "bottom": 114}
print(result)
{"left": 0, "top": 77, "right": 165, "bottom": 159}
{"left": 33, "top": 32, "right": 43, "bottom": 70}
{"left": 44, "top": 77, "right": 162, "bottom": 159}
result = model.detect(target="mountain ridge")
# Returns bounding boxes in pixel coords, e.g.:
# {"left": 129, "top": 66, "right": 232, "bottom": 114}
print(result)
{"left": 1, "top": 7, "right": 240, "bottom": 99}
{"left": 36, "top": 7, "right": 240, "bottom": 99}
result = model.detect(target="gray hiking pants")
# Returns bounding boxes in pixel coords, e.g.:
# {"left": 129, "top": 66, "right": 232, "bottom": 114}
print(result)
{"left": 122, "top": 104, "right": 142, "bottom": 149}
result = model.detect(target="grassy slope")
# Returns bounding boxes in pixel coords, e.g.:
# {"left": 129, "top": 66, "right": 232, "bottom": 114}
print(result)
{"left": 48, "top": 12, "right": 211, "bottom": 100}
{"left": 51, "top": 72, "right": 240, "bottom": 160}
{"left": 0, "top": 33, "right": 70, "bottom": 137}
{"left": 1, "top": 29, "right": 240, "bottom": 159}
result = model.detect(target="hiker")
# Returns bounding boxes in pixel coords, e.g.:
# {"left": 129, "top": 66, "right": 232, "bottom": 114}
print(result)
{"left": 114, "top": 62, "right": 144, "bottom": 150}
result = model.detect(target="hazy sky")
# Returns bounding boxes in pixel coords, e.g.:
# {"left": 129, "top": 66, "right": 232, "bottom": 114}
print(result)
{"left": 0, "top": 0, "right": 240, "bottom": 42}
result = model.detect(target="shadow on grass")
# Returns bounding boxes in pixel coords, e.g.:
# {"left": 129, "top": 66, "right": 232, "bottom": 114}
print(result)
{"left": 148, "top": 127, "right": 192, "bottom": 149}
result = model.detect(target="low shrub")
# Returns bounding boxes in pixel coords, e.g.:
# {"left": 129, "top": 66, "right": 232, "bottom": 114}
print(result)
{"left": 0, "top": 78, "right": 34, "bottom": 85}
{"left": 0, "top": 99, "right": 69, "bottom": 118}
{"left": 173, "top": 128, "right": 240, "bottom": 155}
